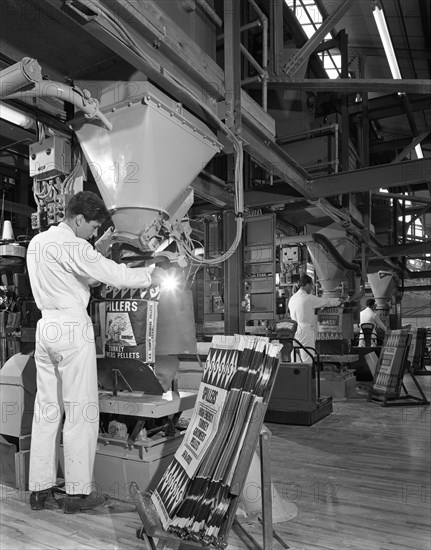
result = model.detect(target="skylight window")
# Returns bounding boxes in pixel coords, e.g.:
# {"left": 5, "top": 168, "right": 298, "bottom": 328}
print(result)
{"left": 285, "top": 0, "right": 342, "bottom": 79}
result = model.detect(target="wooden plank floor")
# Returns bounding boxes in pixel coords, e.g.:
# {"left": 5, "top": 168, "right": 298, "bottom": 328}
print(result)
{"left": 1, "top": 375, "right": 430, "bottom": 550}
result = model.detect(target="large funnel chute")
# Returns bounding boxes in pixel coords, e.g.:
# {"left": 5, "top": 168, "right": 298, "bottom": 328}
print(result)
{"left": 367, "top": 271, "right": 398, "bottom": 326}
{"left": 73, "top": 82, "right": 222, "bottom": 250}
{"left": 306, "top": 225, "right": 360, "bottom": 297}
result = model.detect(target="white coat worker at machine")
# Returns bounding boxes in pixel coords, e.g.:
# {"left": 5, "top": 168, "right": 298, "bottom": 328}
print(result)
{"left": 358, "top": 298, "right": 387, "bottom": 347}
{"left": 26, "top": 191, "right": 165, "bottom": 514}
{"left": 287, "top": 273, "right": 343, "bottom": 362}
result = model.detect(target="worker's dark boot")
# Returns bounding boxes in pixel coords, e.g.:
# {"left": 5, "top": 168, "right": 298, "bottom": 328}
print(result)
{"left": 63, "top": 492, "right": 108, "bottom": 514}
{"left": 29, "top": 489, "right": 52, "bottom": 510}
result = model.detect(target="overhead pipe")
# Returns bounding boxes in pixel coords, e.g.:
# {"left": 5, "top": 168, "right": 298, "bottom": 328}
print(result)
{"left": 217, "top": 20, "right": 262, "bottom": 41}
{"left": 241, "top": 44, "right": 264, "bottom": 76}
{"left": 195, "top": 0, "right": 223, "bottom": 28}
{"left": 241, "top": 75, "right": 262, "bottom": 86}
{"left": 0, "top": 58, "right": 42, "bottom": 100}
{"left": 4, "top": 81, "right": 112, "bottom": 131}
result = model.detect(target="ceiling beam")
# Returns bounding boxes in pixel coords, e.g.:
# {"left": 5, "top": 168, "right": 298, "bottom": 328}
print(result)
{"left": 372, "top": 192, "right": 431, "bottom": 205}
{"left": 349, "top": 45, "right": 431, "bottom": 59}
{"left": 282, "top": 5, "right": 328, "bottom": 79}
{"left": 403, "top": 285, "right": 431, "bottom": 292}
{"left": 402, "top": 270, "right": 431, "bottom": 279}
{"left": 376, "top": 242, "right": 431, "bottom": 259}
{"left": 283, "top": 0, "right": 354, "bottom": 77}
{"left": 244, "top": 190, "right": 304, "bottom": 208}
{"left": 266, "top": 77, "right": 431, "bottom": 94}
{"left": 349, "top": 94, "right": 431, "bottom": 118}
{"left": 308, "top": 158, "right": 431, "bottom": 198}
{"left": 191, "top": 171, "right": 234, "bottom": 209}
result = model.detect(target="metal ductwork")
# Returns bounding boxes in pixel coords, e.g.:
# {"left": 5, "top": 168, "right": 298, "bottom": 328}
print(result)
{"left": 367, "top": 271, "right": 398, "bottom": 326}
{"left": 306, "top": 225, "right": 360, "bottom": 298}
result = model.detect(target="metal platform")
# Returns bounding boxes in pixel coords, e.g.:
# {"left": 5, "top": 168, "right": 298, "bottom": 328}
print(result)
{"left": 98, "top": 390, "right": 197, "bottom": 417}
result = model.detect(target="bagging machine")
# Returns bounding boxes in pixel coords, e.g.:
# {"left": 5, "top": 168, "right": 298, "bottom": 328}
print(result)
{"left": 0, "top": 68, "right": 226, "bottom": 497}
{"left": 307, "top": 225, "right": 362, "bottom": 398}
{"left": 367, "top": 271, "right": 400, "bottom": 331}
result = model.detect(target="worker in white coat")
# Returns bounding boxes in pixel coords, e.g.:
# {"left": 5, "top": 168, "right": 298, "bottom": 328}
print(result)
{"left": 288, "top": 273, "right": 342, "bottom": 362}
{"left": 358, "top": 298, "right": 387, "bottom": 347}
{"left": 27, "top": 191, "right": 165, "bottom": 514}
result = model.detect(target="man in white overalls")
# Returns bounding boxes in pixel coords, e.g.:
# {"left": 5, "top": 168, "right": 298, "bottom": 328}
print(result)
{"left": 288, "top": 274, "right": 342, "bottom": 362}
{"left": 27, "top": 191, "right": 164, "bottom": 513}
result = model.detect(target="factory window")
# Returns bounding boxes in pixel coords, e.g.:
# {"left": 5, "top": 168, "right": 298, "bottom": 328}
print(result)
{"left": 285, "top": 0, "right": 342, "bottom": 79}
{"left": 404, "top": 215, "right": 425, "bottom": 240}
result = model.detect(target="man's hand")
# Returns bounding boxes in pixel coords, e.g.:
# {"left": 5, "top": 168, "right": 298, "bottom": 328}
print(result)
{"left": 150, "top": 266, "right": 166, "bottom": 287}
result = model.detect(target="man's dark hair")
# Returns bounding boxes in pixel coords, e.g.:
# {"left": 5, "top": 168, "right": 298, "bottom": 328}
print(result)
{"left": 65, "top": 191, "right": 109, "bottom": 223}
{"left": 298, "top": 273, "right": 313, "bottom": 287}
{"left": 366, "top": 298, "right": 376, "bottom": 308}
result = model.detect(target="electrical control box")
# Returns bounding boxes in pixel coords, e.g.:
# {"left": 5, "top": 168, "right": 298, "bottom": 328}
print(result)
{"left": 29, "top": 136, "right": 72, "bottom": 180}
{"left": 282, "top": 246, "right": 299, "bottom": 262}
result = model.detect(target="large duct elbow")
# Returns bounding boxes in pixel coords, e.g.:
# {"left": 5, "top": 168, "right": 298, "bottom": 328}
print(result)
{"left": 306, "top": 230, "right": 361, "bottom": 297}
{"left": 0, "top": 58, "right": 42, "bottom": 100}
{"left": 4, "top": 81, "right": 112, "bottom": 131}
{"left": 311, "top": 233, "right": 361, "bottom": 274}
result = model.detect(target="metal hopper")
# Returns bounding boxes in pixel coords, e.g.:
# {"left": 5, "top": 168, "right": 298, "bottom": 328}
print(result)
{"left": 73, "top": 82, "right": 222, "bottom": 250}
{"left": 307, "top": 224, "right": 360, "bottom": 355}
{"left": 306, "top": 224, "right": 359, "bottom": 298}
{"left": 367, "top": 271, "right": 397, "bottom": 303}
{"left": 367, "top": 271, "right": 397, "bottom": 325}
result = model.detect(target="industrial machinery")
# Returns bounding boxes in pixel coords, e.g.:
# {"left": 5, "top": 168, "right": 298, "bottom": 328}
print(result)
{"left": 266, "top": 360, "right": 333, "bottom": 426}
{"left": 259, "top": 222, "right": 364, "bottom": 424}
{"left": 306, "top": 225, "right": 360, "bottom": 355}
{"left": 367, "top": 271, "right": 401, "bottom": 330}
{"left": 0, "top": 61, "right": 237, "bottom": 496}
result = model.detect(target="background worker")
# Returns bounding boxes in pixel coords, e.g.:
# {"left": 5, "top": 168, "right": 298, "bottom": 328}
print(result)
{"left": 288, "top": 273, "right": 343, "bottom": 362}
{"left": 27, "top": 191, "right": 165, "bottom": 514}
{"left": 358, "top": 298, "right": 387, "bottom": 347}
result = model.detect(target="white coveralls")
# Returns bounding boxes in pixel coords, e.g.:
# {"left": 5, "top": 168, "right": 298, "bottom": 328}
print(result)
{"left": 358, "top": 306, "right": 387, "bottom": 347}
{"left": 27, "top": 222, "right": 154, "bottom": 495}
{"left": 288, "top": 288, "right": 340, "bottom": 362}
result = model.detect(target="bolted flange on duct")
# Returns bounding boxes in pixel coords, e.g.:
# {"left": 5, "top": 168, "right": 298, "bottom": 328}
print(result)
{"left": 72, "top": 82, "right": 222, "bottom": 250}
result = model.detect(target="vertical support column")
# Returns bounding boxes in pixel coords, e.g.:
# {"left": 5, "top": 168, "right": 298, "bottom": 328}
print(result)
{"left": 339, "top": 29, "right": 351, "bottom": 212}
{"left": 223, "top": 210, "right": 243, "bottom": 335}
{"left": 358, "top": 56, "right": 370, "bottom": 168}
{"left": 358, "top": 55, "right": 371, "bottom": 233}
{"left": 224, "top": 0, "right": 242, "bottom": 133}
{"left": 270, "top": 0, "right": 284, "bottom": 75}
{"left": 223, "top": 0, "right": 243, "bottom": 336}
{"left": 340, "top": 29, "right": 349, "bottom": 173}
{"left": 260, "top": 429, "right": 274, "bottom": 550}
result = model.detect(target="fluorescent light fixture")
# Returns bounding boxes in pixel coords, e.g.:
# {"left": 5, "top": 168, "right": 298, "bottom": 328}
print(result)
{"left": 372, "top": 2, "right": 402, "bottom": 80}
{"left": 373, "top": 4, "right": 425, "bottom": 159}
{"left": 414, "top": 144, "right": 424, "bottom": 159}
{"left": 0, "top": 102, "right": 35, "bottom": 129}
